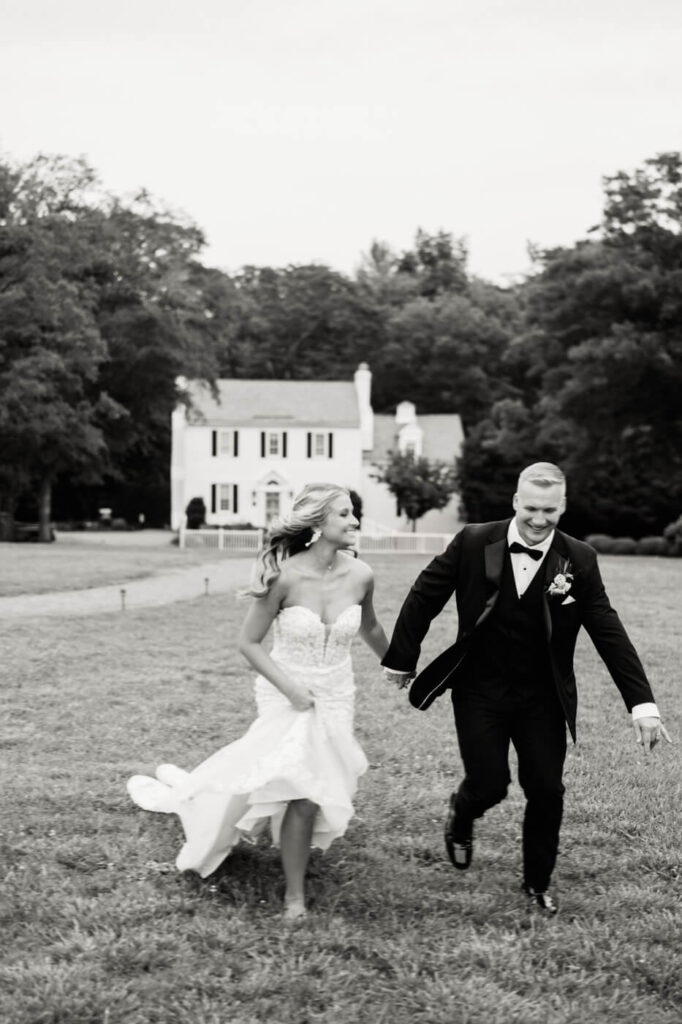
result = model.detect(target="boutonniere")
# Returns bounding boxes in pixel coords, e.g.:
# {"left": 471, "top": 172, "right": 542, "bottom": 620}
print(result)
{"left": 546, "top": 560, "right": 574, "bottom": 598}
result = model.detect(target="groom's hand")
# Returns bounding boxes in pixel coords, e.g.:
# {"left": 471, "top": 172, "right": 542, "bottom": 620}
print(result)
{"left": 633, "top": 716, "right": 672, "bottom": 754}
{"left": 382, "top": 668, "right": 413, "bottom": 689}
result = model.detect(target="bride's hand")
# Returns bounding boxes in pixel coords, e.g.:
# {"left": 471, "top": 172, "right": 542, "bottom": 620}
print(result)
{"left": 288, "top": 686, "right": 315, "bottom": 711}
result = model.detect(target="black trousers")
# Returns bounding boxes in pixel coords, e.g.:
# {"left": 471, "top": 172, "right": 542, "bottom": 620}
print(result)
{"left": 451, "top": 678, "right": 567, "bottom": 891}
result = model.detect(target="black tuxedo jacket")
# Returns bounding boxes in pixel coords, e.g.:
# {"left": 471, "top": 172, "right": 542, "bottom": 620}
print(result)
{"left": 382, "top": 519, "right": 654, "bottom": 740}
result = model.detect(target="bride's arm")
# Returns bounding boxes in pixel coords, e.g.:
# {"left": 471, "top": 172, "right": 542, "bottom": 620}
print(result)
{"left": 238, "top": 578, "right": 314, "bottom": 711}
{"left": 358, "top": 570, "right": 390, "bottom": 661}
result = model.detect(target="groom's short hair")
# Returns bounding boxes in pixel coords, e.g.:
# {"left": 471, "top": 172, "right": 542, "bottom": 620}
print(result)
{"left": 518, "top": 462, "right": 566, "bottom": 491}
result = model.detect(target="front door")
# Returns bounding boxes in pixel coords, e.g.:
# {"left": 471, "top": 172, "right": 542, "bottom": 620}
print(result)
{"left": 265, "top": 490, "right": 280, "bottom": 526}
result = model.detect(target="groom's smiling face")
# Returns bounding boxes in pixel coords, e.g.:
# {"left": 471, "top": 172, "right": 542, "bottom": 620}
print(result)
{"left": 513, "top": 481, "right": 566, "bottom": 546}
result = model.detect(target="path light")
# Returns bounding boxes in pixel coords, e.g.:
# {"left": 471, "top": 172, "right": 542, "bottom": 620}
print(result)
{"left": 204, "top": 577, "right": 209, "bottom": 597}
{"left": 120, "top": 588, "right": 126, "bottom": 611}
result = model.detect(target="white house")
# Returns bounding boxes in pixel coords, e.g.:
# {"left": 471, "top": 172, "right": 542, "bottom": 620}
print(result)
{"left": 170, "top": 364, "right": 464, "bottom": 533}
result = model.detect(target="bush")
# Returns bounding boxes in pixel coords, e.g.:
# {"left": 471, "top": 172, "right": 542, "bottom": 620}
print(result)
{"left": 185, "top": 496, "right": 206, "bottom": 530}
{"left": 0, "top": 511, "right": 14, "bottom": 541}
{"left": 608, "top": 538, "right": 638, "bottom": 555}
{"left": 586, "top": 531, "right": 677, "bottom": 556}
{"left": 636, "top": 536, "right": 670, "bottom": 556}
{"left": 663, "top": 514, "right": 682, "bottom": 555}
{"left": 585, "top": 533, "right": 615, "bottom": 553}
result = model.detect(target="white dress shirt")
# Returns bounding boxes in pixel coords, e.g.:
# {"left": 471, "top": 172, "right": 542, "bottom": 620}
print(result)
{"left": 507, "top": 520, "right": 553, "bottom": 596}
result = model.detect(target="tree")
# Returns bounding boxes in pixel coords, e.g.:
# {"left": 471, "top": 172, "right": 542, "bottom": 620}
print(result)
{"left": 459, "top": 153, "right": 682, "bottom": 535}
{"left": 370, "top": 291, "right": 517, "bottom": 420}
{"left": 600, "top": 151, "right": 682, "bottom": 246}
{"left": 0, "top": 156, "right": 125, "bottom": 539}
{"left": 226, "top": 264, "right": 385, "bottom": 381}
{"left": 373, "top": 450, "right": 458, "bottom": 531}
{"left": 357, "top": 229, "right": 469, "bottom": 307}
{"left": 356, "top": 230, "right": 522, "bottom": 418}
{"left": 396, "top": 228, "right": 469, "bottom": 298}
{"left": 88, "top": 192, "right": 219, "bottom": 521}
{"left": 0, "top": 154, "right": 221, "bottom": 534}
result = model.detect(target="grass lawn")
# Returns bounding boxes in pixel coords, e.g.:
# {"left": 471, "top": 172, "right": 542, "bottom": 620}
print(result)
{"left": 0, "top": 538, "right": 249, "bottom": 597}
{"left": 1, "top": 554, "right": 680, "bottom": 1023}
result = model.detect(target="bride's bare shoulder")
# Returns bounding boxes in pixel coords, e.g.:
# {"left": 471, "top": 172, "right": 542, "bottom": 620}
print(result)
{"left": 344, "top": 553, "right": 374, "bottom": 583}
{"left": 277, "top": 555, "right": 304, "bottom": 582}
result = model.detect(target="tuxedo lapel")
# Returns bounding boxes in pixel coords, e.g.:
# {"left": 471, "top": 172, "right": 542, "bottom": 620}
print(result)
{"left": 542, "top": 533, "right": 571, "bottom": 641}
{"left": 485, "top": 535, "right": 507, "bottom": 589}
{"left": 475, "top": 534, "right": 507, "bottom": 629}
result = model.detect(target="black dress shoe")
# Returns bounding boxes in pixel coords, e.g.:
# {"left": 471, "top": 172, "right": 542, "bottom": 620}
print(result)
{"left": 522, "top": 885, "right": 559, "bottom": 915}
{"left": 444, "top": 795, "right": 473, "bottom": 870}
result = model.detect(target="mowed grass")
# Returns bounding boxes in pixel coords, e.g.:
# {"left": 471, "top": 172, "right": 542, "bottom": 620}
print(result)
{"left": 0, "top": 537, "right": 250, "bottom": 597}
{"left": 0, "top": 553, "right": 680, "bottom": 1024}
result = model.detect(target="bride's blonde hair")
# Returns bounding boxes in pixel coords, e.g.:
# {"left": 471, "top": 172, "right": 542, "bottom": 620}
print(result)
{"left": 244, "top": 482, "right": 351, "bottom": 598}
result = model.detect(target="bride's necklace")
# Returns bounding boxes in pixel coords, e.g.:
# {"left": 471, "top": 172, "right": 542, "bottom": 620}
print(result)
{"left": 310, "top": 550, "right": 337, "bottom": 574}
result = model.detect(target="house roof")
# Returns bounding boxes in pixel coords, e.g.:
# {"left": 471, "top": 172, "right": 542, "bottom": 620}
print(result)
{"left": 184, "top": 379, "right": 360, "bottom": 428}
{"left": 371, "top": 413, "right": 464, "bottom": 462}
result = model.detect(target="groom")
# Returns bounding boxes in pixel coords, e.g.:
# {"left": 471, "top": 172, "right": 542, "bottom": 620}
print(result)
{"left": 382, "top": 462, "right": 670, "bottom": 914}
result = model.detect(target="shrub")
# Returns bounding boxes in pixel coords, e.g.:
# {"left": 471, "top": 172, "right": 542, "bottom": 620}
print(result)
{"left": 185, "top": 496, "right": 206, "bottom": 529}
{"left": 608, "top": 537, "right": 638, "bottom": 555}
{"left": 585, "top": 534, "right": 615, "bottom": 553}
{"left": 586, "top": 532, "right": 677, "bottom": 557}
{"left": 663, "top": 514, "right": 682, "bottom": 555}
{"left": 636, "top": 536, "right": 670, "bottom": 556}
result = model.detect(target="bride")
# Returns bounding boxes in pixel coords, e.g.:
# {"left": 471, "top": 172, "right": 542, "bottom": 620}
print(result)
{"left": 127, "top": 483, "right": 390, "bottom": 920}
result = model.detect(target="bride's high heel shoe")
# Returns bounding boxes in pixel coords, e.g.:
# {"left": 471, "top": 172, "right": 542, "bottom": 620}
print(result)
{"left": 283, "top": 897, "right": 307, "bottom": 922}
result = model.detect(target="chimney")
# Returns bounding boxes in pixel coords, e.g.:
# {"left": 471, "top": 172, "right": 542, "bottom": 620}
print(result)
{"left": 354, "top": 362, "right": 374, "bottom": 451}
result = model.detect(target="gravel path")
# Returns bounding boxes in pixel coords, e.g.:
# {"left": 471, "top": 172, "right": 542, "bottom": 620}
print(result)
{"left": 0, "top": 558, "right": 255, "bottom": 619}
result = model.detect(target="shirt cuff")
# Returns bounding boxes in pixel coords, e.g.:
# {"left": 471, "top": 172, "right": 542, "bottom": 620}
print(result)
{"left": 631, "top": 702, "right": 659, "bottom": 721}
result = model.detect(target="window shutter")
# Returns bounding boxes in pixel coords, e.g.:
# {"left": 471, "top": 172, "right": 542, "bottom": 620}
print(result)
{"left": 233, "top": 430, "right": 239, "bottom": 457}
{"left": 211, "top": 430, "right": 217, "bottom": 457}
{"left": 260, "top": 431, "right": 266, "bottom": 458}
{"left": 307, "top": 432, "right": 312, "bottom": 458}
{"left": 282, "top": 432, "right": 287, "bottom": 458}
{"left": 328, "top": 432, "right": 333, "bottom": 458}
{"left": 211, "top": 485, "right": 216, "bottom": 514}
{"left": 233, "top": 485, "right": 238, "bottom": 515}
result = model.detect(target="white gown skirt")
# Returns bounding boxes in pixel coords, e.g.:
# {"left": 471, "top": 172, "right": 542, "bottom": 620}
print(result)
{"left": 127, "top": 655, "right": 368, "bottom": 878}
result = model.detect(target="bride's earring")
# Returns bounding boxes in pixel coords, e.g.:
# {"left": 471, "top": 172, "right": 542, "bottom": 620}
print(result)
{"left": 305, "top": 528, "right": 321, "bottom": 548}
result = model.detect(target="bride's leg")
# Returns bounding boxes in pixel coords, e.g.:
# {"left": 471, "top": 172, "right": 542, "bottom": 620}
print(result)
{"left": 280, "top": 799, "right": 318, "bottom": 918}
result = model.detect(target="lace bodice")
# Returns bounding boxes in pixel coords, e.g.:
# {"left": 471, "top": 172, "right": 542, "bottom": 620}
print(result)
{"left": 271, "top": 604, "right": 361, "bottom": 668}
{"left": 254, "top": 604, "right": 362, "bottom": 726}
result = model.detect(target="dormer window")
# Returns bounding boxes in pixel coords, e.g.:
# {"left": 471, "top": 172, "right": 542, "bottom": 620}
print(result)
{"left": 398, "top": 422, "right": 423, "bottom": 458}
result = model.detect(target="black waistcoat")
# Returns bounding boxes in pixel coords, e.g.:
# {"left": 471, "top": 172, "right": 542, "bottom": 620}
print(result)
{"left": 464, "top": 549, "right": 551, "bottom": 688}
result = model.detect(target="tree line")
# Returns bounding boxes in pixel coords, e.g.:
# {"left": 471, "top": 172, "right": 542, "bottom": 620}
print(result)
{"left": 1, "top": 152, "right": 680, "bottom": 539}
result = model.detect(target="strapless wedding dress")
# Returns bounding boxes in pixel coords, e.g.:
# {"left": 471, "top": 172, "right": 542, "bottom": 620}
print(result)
{"left": 127, "top": 604, "right": 368, "bottom": 877}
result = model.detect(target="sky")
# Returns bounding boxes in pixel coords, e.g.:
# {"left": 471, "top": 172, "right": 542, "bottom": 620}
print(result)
{"left": 1, "top": 0, "right": 681, "bottom": 285}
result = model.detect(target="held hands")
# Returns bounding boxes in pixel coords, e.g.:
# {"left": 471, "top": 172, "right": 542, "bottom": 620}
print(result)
{"left": 382, "top": 668, "right": 414, "bottom": 690}
{"left": 633, "top": 716, "right": 672, "bottom": 754}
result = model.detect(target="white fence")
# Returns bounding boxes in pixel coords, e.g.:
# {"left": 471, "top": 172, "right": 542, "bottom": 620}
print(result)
{"left": 356, "top": 533, "right": 450, "bottom": 554}
{"left": 179, "top": 527, "right": 449, "bottom": 555}
{"left": 179, "top": 527, "right": 264, "bottom": 551}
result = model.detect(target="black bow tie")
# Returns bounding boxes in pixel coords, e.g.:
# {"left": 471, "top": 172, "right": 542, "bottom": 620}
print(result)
{"left": 509, "top": 541, "right": 544, "bottom": 561}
